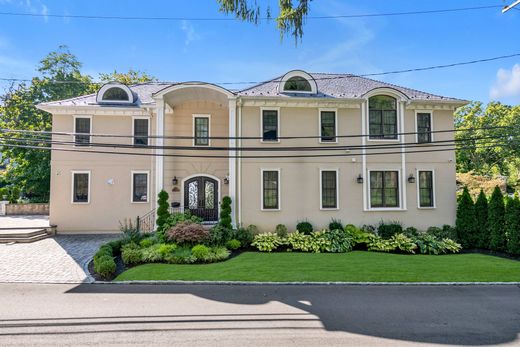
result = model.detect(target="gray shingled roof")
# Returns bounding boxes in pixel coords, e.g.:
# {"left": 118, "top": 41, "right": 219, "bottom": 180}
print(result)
{"left": 238, "top": 72, "right": 462, "bottom": 101}
{"left": 39, "top": 82, "right": 172, "bottom": 107}
{"left": 39, "top": 72, "right": 463, "bottom": 107}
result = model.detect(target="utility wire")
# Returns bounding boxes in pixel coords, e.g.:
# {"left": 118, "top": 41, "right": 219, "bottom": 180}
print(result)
{"left": 0, "top": 125, "right": 513, "bottom": 141}
{"left": 1, "top": 52, "right": 519, "bottom": 86}
{"left": 0, "top": 5, "right": 503, "bottom": 22}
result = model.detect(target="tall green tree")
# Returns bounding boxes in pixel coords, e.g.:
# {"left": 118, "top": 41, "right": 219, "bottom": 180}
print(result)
{"left": 474, "top": 189, "right": 489, "bottom": 248}
{"left": 456, "top": 186, "right": 477, "bottom": 248}
{"left": 99, "top": 69, "right": 157, "bottom": 85}
{"left": 488, "top": 186, "right": 506, "bottom": 251}
{"left": 0, "top": 46, "right": 92, "bottom": 201}
{"left": 505, "top": 193, "right": 520, "bottom": 255}
{"left": 217, "top": 0, "right": 310, "bottom": 41}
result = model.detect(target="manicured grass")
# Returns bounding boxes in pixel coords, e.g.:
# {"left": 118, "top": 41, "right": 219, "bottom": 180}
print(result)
{"left": 115, "top": 251, "right": 520, "bottom": 282}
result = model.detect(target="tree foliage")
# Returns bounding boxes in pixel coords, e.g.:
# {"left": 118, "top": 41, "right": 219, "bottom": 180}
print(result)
{"left": 455, "top": 187, "right": 477, "bottom": 248}
{"left": 156, "top": 190, "right": 170, "bottom": 229}
{"left": 455, "top": 102, "right": 520, "bottom": 189}
{"left": 217, "top": 0, "right": 310, "bottom": 41}
{"left": 505, "top": 193, "right": 520, "bottom": 255}
{"left": 219, "top": 196, "right": 232, "bottom": 229}
{"left": 99, "top": 69, "right": 157, "bottom": 85}
{"left": 488, "top": 186, "right": 506, "bottom": 252}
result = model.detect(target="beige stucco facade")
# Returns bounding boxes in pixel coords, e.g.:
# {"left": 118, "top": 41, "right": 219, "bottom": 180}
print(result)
{"left": 38, "top": 73, "right": 465, "bottom": 233}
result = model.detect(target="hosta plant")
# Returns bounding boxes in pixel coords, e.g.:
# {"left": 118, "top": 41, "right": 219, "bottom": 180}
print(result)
{"left": 440, "top": 238, "right": 462, "bottom": 254}
{"left": 389, "top": 233, "right": 417, "bottom": 254}
{"left": 251, "top": 233, "right": 283, "bottom": 252}
{"left": 367, "top": 236, "right": 395, "bottom": 252}
{"left": 323, "top": 229, "right": 353, "bottom": 253}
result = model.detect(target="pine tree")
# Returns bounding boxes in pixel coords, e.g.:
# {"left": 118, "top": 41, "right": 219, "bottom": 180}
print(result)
{"left": 506, "top": 193, "right": 520, "bottom": 255}
{"left": 156, "top": 190, "right": 170, "bottom": 229}
{"left": 488, "top": 186, "right": 506, "bottom": 252}
{"left": 474, "top": 189, "right": 489, "bottom": 249}
{"left": 456, "top": 187, "right": 476, "bottom": 249}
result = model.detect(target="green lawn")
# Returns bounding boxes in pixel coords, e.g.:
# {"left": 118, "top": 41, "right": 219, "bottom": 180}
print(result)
{"left": 115, "top": 251, "right": 520, "bottom": 282}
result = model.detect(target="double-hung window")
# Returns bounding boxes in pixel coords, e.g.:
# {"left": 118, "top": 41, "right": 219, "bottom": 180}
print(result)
{"left": 321, "top": 170, "right": 338, "bottom": 209}
{"left": 370, "top": 171, "right": 399, "bottom": 208}
{"left": 262, "top": 109, "right": 279, "bottom": 142}
{"left": 133, "top": 118, "right": 149, "bottom": 146}
{"left": 74, "top": 117, "right": 91, "bottom": 146}
{"left": 72, "top": 171, "right": 90, "bottom": 203}
{"left": 132, "top": 171, "right": 149, "bottom": 203}
{"left": 416, "top": 112, "right": 432, "bottom": 143}
{"left": 194, "top": 116, "right": 210, "bottom": 146}
{"left": 418, "top": 170, "right": 434, "bottom": 208}
{"left": 369, "top": 96, "right": 397, "bottom": 140}
{"left": 262, "top": 170, "right": 280, "bottom": 210}
{"left": 320, "top": 111, "right": 336, "bottom": 142}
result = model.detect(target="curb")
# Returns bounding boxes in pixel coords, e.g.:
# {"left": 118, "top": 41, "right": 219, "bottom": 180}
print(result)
{"left": 95, "top": 280, "right": 520, "bottom": 286}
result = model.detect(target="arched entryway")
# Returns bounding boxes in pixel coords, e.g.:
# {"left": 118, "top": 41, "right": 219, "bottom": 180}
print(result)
{"left": 183, "top": 175, "right": 219, "bottom": 222}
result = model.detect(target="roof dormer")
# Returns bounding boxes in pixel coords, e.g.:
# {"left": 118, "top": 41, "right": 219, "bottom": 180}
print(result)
{"left": 96, "top": 82, "right": 136, "bottom": 105}
{"left": 279, "top": 70, "right": 318, "bottom": 94}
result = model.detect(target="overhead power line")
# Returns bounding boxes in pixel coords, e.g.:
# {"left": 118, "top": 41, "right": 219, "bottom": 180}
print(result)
{"left": 1, "top": 53, "right": 519, "bottom": 86}
{"left": 0, "top": 5, "right": 503, "bottom": 22}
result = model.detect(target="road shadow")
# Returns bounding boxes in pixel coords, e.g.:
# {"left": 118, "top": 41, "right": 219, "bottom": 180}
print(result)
{"left": 66, "top": 283, "right": 520, "bottom": 345}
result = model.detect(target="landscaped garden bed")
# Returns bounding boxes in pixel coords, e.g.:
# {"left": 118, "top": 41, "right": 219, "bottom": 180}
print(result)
{"left": 91, "top": 188, "right": 520, "bottom": 282}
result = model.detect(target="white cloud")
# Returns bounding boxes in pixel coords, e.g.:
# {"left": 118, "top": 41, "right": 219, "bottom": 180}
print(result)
{"left": 490, "top": 64, "right": 520, "bottom": 101}
{"left": 180, "top": 20, "right": 200, "bottom": 46}
{"left": 40, "top": 4, "right": 48, "bottom": 22}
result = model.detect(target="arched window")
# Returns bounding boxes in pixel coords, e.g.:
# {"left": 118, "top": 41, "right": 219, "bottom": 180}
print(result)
{"left": 368, "top": 95, "right": 397, "bottom": 139}
{"left": 102, "top": 87, "right": 129, "bottom": 101}
{"left": 283, "top": 76, "right": 312, "bottom": 92}
{"left": 96, "top": 83, "right": 135, "bottom": 104}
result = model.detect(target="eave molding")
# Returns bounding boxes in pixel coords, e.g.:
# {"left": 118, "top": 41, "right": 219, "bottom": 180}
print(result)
{"left": 239, "top": 97, "right": 361, "bottom": 109}
{"left": 36, "top": 105, "right": 151, "bottom": 116}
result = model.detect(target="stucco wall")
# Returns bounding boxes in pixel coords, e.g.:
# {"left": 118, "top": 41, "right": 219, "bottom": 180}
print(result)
{"left": 238, "top": 105, "right": 457, "bottom": 232}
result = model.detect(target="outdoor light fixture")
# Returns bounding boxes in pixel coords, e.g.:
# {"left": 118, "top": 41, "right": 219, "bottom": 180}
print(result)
{"left": 172, "top": 176, "right": 178, "bottom": 186}
{"left": 408, "top": 174, "right": 416, "bottom": 184}
{"left": 224, "top": 176, "right": 230, "bottom": 184}
{"left": 356, "top": 174, "right": 363, "bottom": 184}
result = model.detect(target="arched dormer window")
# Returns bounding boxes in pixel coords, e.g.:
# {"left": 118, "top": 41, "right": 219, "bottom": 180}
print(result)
{"left": 279, "top": 70, "right": 317, "bottom": 94}
{"left": 368, "top": 95, "right": 397, "bottom": 140}
{"left": 96, "top": 83, "right": 135, "bottom": 105}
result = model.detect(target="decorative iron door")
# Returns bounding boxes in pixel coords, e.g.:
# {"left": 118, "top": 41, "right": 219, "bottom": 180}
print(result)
{"left": 184, "top": 176, "right": 218, "bottom": 221}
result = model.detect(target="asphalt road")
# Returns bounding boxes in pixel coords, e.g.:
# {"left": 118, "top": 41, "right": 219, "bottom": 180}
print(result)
{"left": 1, "top": 283, "right": 520, "bottom": 346}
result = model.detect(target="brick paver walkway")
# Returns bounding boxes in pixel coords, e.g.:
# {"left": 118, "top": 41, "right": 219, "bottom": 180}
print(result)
{"left": 0, "top": 235, "right": 118, "bottom": 283}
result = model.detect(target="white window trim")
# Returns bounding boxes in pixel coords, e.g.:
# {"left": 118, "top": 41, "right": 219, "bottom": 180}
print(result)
{"left": 260, "top": 168, "right": 281, "bottom": 211}
{"left": 260, "top": 107, "right": 281, "bottom": 143}
{"left": 366, "top": 94, "right": 401, "bottom": 143}
{"left": 278, "top": 70, "right": 318, "bottom": 94}
{"left": 132, "top": 116, "right": 150, "bottom": 146}
{"left": 416, "top": 169, "right": 436, "bottom": 209}
{"left": 73, "top": 115, "right": 92, "bottom": 147}
{"left": 319, "top": 168, "right": 339, "bottom": 210}
{"left": 131, "top": 170, "right": 150, "bottom": 204}
{"left": 318, "top": 108, "right": 338, "bottom": 144}
{"left": 366, "top": 169, "right": 405, "bottom": 211}
{"left": 192, "top": 114, "right": 211, "bottom": 147}
{"left": 414, "top": 110, "right": 434, "bottom": 143}
{"left": 71, "top": 170, "right": 91, "bottom": 205}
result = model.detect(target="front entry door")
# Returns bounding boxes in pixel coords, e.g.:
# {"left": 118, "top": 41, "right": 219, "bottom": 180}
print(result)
{"left": 184, "top": 176, "right": 218, "bottom": 222}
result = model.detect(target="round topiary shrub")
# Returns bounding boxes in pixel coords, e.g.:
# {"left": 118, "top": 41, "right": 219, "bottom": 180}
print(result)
{"left": 328, "top": 218, "right": 343, "bottom": 231}
{"left": 94, "top": 255, "right": 116, "bottom": 279}
{"left": 296, "top": 220, "right": 313, "bottom": 235}
{"left": 225, "top": 239, "right": 241, "bottom": 250}
{"left": 191, "top": 244, "right": 210, "bottom": 261}
{"left": 167, "top": 221, "right": 209, "bottom": 244}
{"left": 275, "top": 224, "right": 288, "bottom": 238}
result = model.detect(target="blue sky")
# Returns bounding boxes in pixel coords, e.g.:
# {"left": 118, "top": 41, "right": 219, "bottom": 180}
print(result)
{"left": 0, "top": 0, "right": 519, "bottom": 104}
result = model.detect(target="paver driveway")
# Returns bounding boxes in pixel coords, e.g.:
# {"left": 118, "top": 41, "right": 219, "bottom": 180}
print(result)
{"left": 0, "top": 235, "right": 118, "bottom": 283}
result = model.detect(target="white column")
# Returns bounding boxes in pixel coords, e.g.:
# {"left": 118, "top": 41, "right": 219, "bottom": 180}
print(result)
{"left": 400, "top": 101, "right": 407, "bottom": 210}
{"left": 361, "top": 101, "right": 367, "bottom": 211}
{"left": 155, "top": 98, "right": 165, "bottom": 199}
{"left": 228, "top": 97, "right": 237, "bottom": 227}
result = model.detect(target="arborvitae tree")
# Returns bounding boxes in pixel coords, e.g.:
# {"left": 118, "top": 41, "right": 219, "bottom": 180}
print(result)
{"left": 156, "top": 190, "right": 170, "bottom": 229}
{"left": 488, "top": 186, "right": 506, "bottom": 252}
{"left": 219, "top": 196, "right": 232, "bottom": 229}
{"left": 474, "top": 189, "right": 489, "bottom": 249}
{"left": 506, "top": 193, "right": 520, "bottom": 255}
{"left": 456, "top": 186, "right": 476, "bottom": 249}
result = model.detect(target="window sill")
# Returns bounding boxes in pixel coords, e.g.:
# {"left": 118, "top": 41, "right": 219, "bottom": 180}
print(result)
{"left": 71, "top": 202, "right": 90, "bottom": 205}
{"left": 261, "top": 208, "right": 281, "bottom": 212}
{"left": 367, "top": 138, "right": 400, "bottom": 142}
{"left": 320, "top": 207, "right": 339, "bottom": 211}
{"left": 364, "top": 208, "right": 406, "bottom": 212}
{"left": 260, "top": 140, "right": 281, "bottom": 144}
{"left": 319, "top": 140, "right": 338, "bottom": 144}
{"left": 418, "top": 206, "right": 436, "bottom": 210}
{"left": 131, "top": 201, "right": 150, "bottom": 204}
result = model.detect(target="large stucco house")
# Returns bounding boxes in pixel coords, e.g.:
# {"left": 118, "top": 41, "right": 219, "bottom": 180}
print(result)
{"left": 37, "top": 70, "right": 467, "bottom": 233}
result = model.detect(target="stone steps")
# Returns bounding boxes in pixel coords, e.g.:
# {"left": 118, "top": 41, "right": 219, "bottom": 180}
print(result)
{"left": 0, "top": 226, "right": 56, "bottom": 243}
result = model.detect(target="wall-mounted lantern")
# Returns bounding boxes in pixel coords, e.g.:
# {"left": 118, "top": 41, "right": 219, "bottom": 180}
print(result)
{"left": 224, "top": 175, "right": 230, "bottom": 184}
{"left": 407, "top": 174, "right": 416, "bottom": 184}
{"left": 356, "top": 174, "right": 363, "bottom": 184}
{"left": 172, "top": 176, "right": 178, "bottom": 186}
